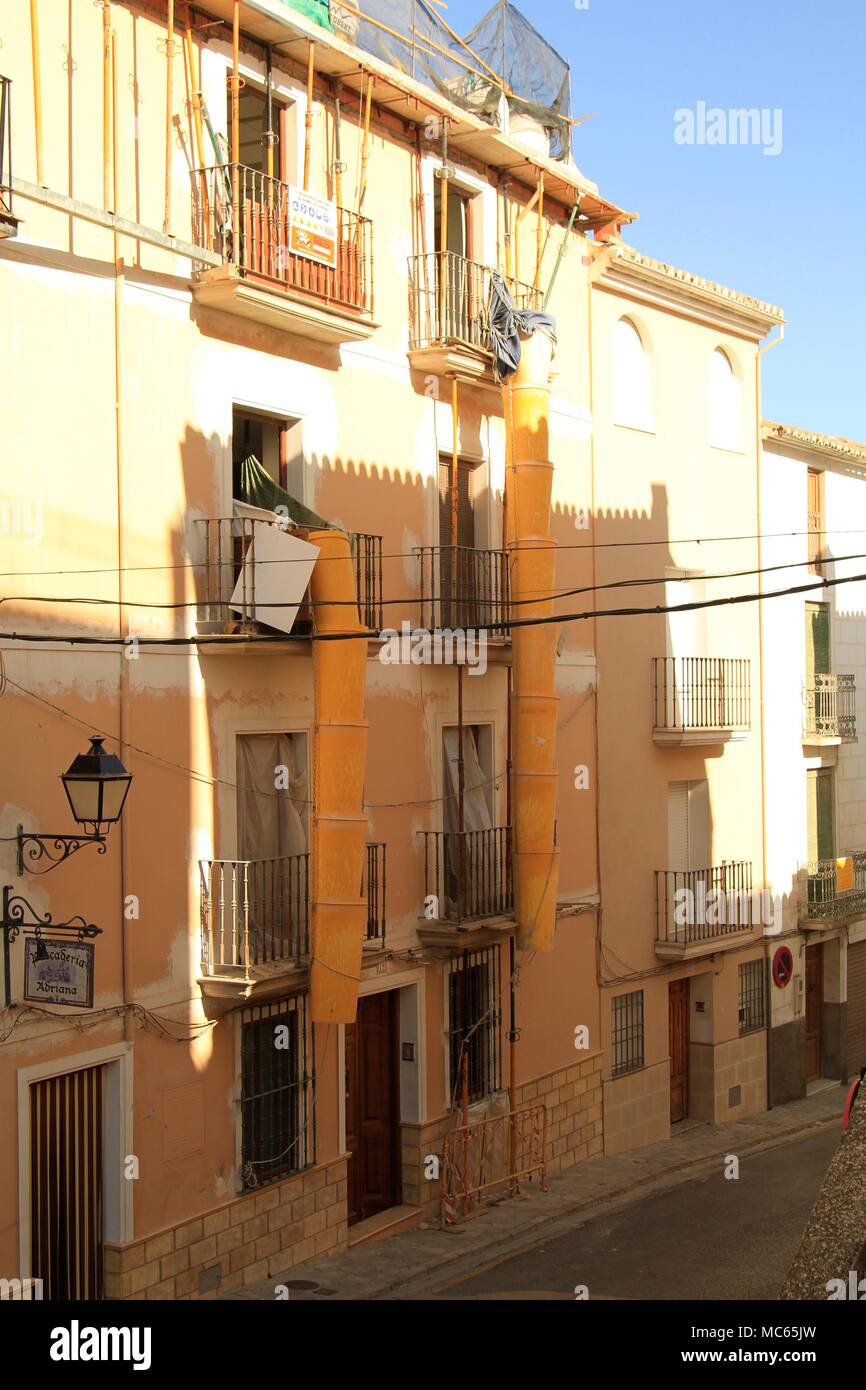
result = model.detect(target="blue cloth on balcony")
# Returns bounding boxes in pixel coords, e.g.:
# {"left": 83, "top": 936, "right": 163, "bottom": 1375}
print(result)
{"left": 487, "top": 270, "right": 557, "bottom": 382}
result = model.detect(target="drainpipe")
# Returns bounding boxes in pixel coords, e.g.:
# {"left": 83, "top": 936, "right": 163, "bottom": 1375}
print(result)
{"left": 308, "top": 530, "right": 369, "bottom": 1023}
{"left": 506, "top": 330, "right": 560, "bottom": 951}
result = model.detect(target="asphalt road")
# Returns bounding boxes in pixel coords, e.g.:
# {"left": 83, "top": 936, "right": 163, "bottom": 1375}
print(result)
{"left": 421, "top": 1126, "right": 840, "bottom": 1300}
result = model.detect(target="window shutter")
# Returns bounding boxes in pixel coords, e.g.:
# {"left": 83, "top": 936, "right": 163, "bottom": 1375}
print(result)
{"left": 805, "top": 602, "right": 830, "bottom": 677}
{"left": 668, "top": 782, "right": 689, "bottom": 871}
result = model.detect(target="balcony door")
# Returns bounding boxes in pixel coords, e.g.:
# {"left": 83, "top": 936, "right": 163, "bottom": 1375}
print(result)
{"left": 439, "top": 456, "right": 477, "bottom": 626}
{"left": 434, "top": 183, "right": 474, "bottom": 342}
{"left": 806, "top": 767, "right": 835, "bottom": 916}
{"left": 805, "top": 944, "right": 823, "bottom": 1082}
{"left": 668, "top": 979, "right": 689, "bottom": 1124}
{"left": 236, "top": 733, "right": 309, "bottom": 962}
{"left": 442, "top": 726, "right": 494, "bottom": 917}
{"left": 667, "top": 780, "right": 710, "bottom": 942}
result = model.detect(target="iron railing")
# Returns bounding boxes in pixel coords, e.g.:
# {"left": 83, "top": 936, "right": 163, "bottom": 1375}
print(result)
{"left": 655, "top": 862, "right": 756, "bottom": 946}
{"left": 364, "top": 841, "right": 387, "bottom": 946}
{"left": 653, "top": 657, "right": 751, "bottom": 733}
{"left": 408, "top": 251, "right": 540, "bottom": 352}
{"left": 420, "top": 827, "right": 512, "bottom": 923}
{"left": 196, "top": 516, "right": 382, "bottom": 633}
{"left": 416, "top": 546, "right": 510, "bottom": 633}
{"left": 0, "top": 76, "right": 14, "bottom": 232}
{"left": 803, "top": 674, "right": 857, "bottom": 742}
{"left": 801, "top": 851, "right": 866, "bottom": 921}
{"left": 200, "top": 853, "right": 310, "bottom": 972}
{"left": 441, "top": 1105, "right": 547, "bottom": 1227}
{"left": 193, "top": 164, "right": 373, "bottom": 315}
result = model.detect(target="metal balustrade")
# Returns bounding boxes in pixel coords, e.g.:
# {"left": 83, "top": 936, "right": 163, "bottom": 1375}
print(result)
{"left": 803, "top": 674, "right": 857, "bottom": 742}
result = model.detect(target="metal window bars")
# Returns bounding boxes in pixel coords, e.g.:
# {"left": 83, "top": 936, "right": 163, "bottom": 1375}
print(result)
{"left": 420, "top": 827, "right": 513, "bottom": 924}
{"left": 803, "top": 673, "right": 857, "bottom": 742}
{"left": 199, "top": 854, "right": 310, "bottom": 973}
{"left": 239, "top": 993, "right": 312, "bottom": 1190}
{"left": 655, "top": 862, "right": 756, "bottom": 947}
{"left": 408, "top": 251, "right": 539, "bottom": 352}
{"left": 653, "top": 657, "right": 751, "bottom": 733}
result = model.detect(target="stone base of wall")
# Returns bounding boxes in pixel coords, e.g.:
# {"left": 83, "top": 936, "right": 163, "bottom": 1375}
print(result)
{"left": 769, "top": 1018, "right": 807, "bottom": 1107}
{"left": 603, "top": 1060, "right": 670, "bottom": 1155}
{"left": 400, "top": 1057, "right": 603, "bottom": 1220}
{"left": 104, "top": 1158, "right": 348, "bottom": 1299}
{"left": 711, "top": 1031, "right": 767, "bottom": 1123}
{"left": 516, "top": 1055, "right": 603, "bottom": 1176}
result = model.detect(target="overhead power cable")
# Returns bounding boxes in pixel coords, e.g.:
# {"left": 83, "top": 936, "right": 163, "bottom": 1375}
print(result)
{"left": 2, "top": 566, "right": 866, "bottom": 649}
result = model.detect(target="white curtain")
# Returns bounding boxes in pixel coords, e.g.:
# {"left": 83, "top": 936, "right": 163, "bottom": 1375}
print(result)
{"left": 443, "top": 727, "right": 492, "bottom": 835}
{"left": 237, "top": 733, "right": 308, "bottom": 860}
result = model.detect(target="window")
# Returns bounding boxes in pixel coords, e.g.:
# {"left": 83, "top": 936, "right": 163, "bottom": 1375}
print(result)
{"left": 236, "top": 732, "right": 309, "bottom": 859}
{"left": 612, "top": 317, "right": 652, "bottom": 431}
{"left": 612, "top": 990, "right": 644, "bottom": 1076}
{"left": 448, "top": 946, "right": 502, "bottom": 1104}
{"left": 232, "top": 407, "right": 304, "bottom": 503}
{"left": 708, "top": 347, "right": 741, "bottom": 451}
{"left": 806, "top": 767, "right": 835, "bottom": 865}
{"left": 239, "top": 993, "right": 311, "bottom": 1190}
{"left": 807, "top": 468, "right": 824, "bottom": 574}
{"left": 738, "top": 960, "right": 766, "bottom": 1035}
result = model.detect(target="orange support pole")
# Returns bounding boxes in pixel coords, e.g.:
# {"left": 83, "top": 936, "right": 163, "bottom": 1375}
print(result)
{"left": 308, "top": 530, "right": 369, "bottom": 1023}
{"left": 29, "top": 0, "right": 44, "bottom": 185}
{"left": 506, "top": 329, "right": 559, "bottom": 951}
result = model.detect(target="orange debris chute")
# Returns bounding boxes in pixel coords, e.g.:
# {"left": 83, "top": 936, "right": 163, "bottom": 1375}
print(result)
{"left": 506, "top": 328, "right": 560, "bottom": 952}
{"left": 308, "top": 529, "right": 369, "bottom": 1023}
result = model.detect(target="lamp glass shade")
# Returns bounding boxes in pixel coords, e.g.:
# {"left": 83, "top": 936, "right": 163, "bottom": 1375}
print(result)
{"left": 61, "top": 737, "right": 132, "bottom": 827}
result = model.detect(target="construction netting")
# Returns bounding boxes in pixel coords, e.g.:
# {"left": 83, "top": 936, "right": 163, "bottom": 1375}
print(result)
{"left": 327, "top": 0, "right": 572, "bottom": 160}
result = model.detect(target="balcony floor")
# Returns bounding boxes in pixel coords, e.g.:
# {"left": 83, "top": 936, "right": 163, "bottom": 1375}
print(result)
{"left": 192, "top": 264, "right": 377, "bottom": 344}
{"left": 198, "top": 956, "right": 309, "bottom": 1004}
{"left": 653, "top": 726, "right": 750, "bottom": 747}
{"left": 655, "top": 926, "right": 757, "bottom": 961}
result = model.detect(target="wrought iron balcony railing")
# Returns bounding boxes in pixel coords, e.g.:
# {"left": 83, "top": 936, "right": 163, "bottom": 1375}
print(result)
{"left": 655, "top": 862, "right": 756, "bottom": 947}
{"left": 803, "top": 673, "right": 857, "bottom": 742}
{"left": 200, "top": 853, "right": 310, "bottom": 972}
{"left": 408, "top": 251, "right": 540, "bottom": 353}
{"left": 801, "top": 852, "right": 866, "bottom": 922}
{"left": 653, "top": 657, "right": 751, "bottom": 734}
{"left": 0, "top": 75, "right": 17, "bottom": 238}
{"left": 416, "top": 546, "right": 510, "bottom": 633}
{"left": 365, "top": 841, "right": 387, "bottom": 946}
{"left": 196, "top": 516, "right": 383, "bottom": 634}
{"left": 193, "top": 164, "right": 373, "bottom": 316}
{"left": 420, "top": 827, "right": 513, "bottom": 924}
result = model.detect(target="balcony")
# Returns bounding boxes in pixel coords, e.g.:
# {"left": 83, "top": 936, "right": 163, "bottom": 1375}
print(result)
{"left": 418, "top": 827, "right": 513, "bottom": 943}
{"left": 363, "top": 841, "right": 387, "bottom": 952}
{"left": 199, "top": 853, "right": 310, "bottom": 1000}
{"left": 407, "top": 251, "right": 540, "bottom": 382}
{"left": 799, "top": 852, "right": 866, "bottom": 927}
{"left": 803, "top": 674, "right": 857, "bottom": 745}
{"left": 416, "top": 546, "right": 510, "bottom": 636}
{"left": 0, "top": 76, "right": 19, "bottom": 239}
{"left": 191, "top": 166, "right": 375, "bottom": 344}
{"left": 652, "top": 657, "right": 751, "bottom": 745}
{"left": 196, "top": 515, "right": 383, "bottom": 640}
{"left": 655, "top": 862, "right": 759, "bottom": 960}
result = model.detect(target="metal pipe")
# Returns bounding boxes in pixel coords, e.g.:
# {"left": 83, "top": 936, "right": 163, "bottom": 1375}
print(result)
{"left": 103, "top": 1, "right": 112, "bottom": 210}
{"left": 303, "top": 41, "right": 315, "bottom": 189}
{"left": 29, "top": 0, "right": 44, "bottom": 186}
{"left": 543, "top": 202, "right": 579, "bottom": 309}
{"left": 184, "top": 24, "right": 209, "bottom": 233}
{"left": 265, "top": 45, "right": 275, "bottom": 181}
{"left": 439, "top": 117, "right": 448, "bottom": 332}
{"left": 333, "top": 78, "right": 343, "bottom": 214}
{"left": 451, "top": 375, "right": 458, "bottom": 610}
{"left": 357, "top": 74, "right": 372, "bottom": 215}
{"left": 163, "top": 0, "right": 175, "bottom": 233}
{"left": 502, "top": 177, "right": 512, "bottom": 281}
{"left": 231, "top": 0, "right": 240, "bottom": 263}
{"left": 535, "top": 170, "right": 544, "bottom": 291}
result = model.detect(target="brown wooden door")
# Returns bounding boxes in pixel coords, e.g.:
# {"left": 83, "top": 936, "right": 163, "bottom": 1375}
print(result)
{"left": 31, "top": 1066, "right": 104, "bottom": 1299}
{"left": 805, "top": 944, "right": 823, "bottom": 1081}
{"left": 345, "top": 992, "right": 400, "bottom": 1227}
{"left": 669, "top": 979, "right": 689, "bottom": 1124}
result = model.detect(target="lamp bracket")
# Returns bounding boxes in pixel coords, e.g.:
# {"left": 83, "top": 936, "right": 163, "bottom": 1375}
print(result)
{"left": 16, "top": 825, "right": 108, "bottom": 877}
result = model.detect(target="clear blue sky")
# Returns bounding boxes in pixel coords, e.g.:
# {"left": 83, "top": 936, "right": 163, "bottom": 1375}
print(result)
{"left": 447, "top": 0, "right": 866, "bottom": 440}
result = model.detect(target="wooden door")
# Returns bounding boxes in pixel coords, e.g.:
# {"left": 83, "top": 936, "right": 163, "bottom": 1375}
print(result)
{"left": 31, "top": 1066, "right": 104, "bottom": 1299}
{"left": 805, "top": 944, "right": 823, "bottom": 1082}
{"left": 345, "top": 992, "right": 400, "bottom": 1227}
{"left": 669, "top": 979, "right": 689, "bottom": 1123}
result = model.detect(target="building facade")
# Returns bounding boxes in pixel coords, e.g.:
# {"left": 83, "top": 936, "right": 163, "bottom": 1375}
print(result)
{"left": 0, "top": 0, "right": 618, "bottom": 1299}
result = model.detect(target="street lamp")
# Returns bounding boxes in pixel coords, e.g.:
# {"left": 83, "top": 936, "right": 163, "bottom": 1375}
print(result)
{"left": 60, "top": 736, "right": 133, "bottom": 833}
{"left": 16, "top": 736, "right": 133, "bottom": 875}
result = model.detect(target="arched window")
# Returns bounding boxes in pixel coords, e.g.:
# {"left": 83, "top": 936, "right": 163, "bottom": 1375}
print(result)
{"left": 613, "top": 317, "right": 653, "bottom": 431}
{"left": 709, "top": 348, "right": 741, "bottom": 451}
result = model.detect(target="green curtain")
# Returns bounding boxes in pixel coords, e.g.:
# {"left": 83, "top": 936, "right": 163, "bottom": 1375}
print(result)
{"left": 236, "top": 452, "right": 334, "bottom": 533}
